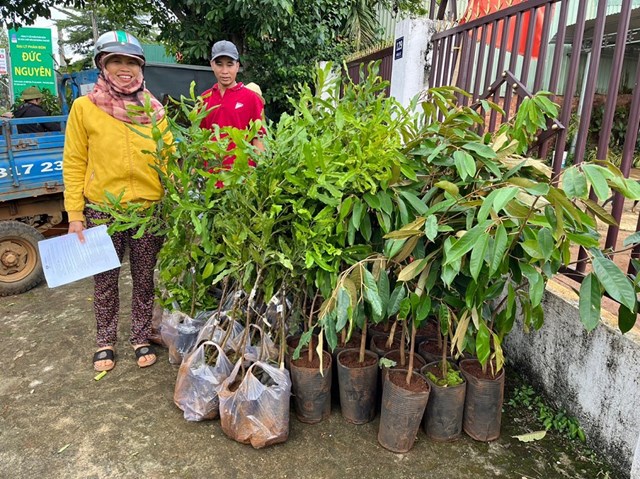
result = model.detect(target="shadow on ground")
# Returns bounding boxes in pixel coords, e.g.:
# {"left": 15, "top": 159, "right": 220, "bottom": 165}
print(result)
{"left": 0, "top": 262, "right": 624, "bottom": 479}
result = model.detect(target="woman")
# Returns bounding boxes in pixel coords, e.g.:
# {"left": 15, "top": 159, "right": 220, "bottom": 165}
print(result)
{"left": 63, "top": 31, "right": 172, "bottom": 372}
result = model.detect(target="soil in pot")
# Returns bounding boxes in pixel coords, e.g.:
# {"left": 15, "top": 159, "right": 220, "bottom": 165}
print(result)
{"left": 383, "top": 349, "right": 426, "bottom": 371}
{"left": 286, "top": 333, "right": 320, "bottom": 369}
{"left": 421, "top": 361, "right": 466, "bottom": 442}
{"left": 290, "top": 350, "right": 332, "bottom": 424}
{"left": 459, "top": 359, "right": 505, "bottom": 442}
{"left": 417, "top": 339, "right": 453, "bottom": 365}
{"left": 336, "top": 348, "right": 378, "bottom": 424}
{"left": 415, "top": 320, "right": 440, "bottom": 344}
{"left": 378, "top": 369, "right": 430, "bottom": 453}
{"left": 370, "top": 335, "right": 401, "bottom": 358}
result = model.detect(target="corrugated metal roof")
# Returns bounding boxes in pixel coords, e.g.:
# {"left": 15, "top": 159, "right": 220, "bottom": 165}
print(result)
{"left": 141, "top": 43, "right": 177, "bottom": 64}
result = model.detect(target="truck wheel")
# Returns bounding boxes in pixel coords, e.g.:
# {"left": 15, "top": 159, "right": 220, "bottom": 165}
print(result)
{"left": 0, "top": 221, "right": 45, "bottom": 296}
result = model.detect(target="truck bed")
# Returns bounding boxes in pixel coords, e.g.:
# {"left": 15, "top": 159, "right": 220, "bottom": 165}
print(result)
{"left": 0, "top": 116, "right": 67, "bottom": 202}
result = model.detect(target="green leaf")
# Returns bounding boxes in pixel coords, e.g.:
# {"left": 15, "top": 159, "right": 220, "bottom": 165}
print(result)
{"left": 416, "top": 295, "right": 431, "bottom": 323}
{"left": 351, "top": 199, "right": 365, "bottom": 230}
{"left": 363, "top": 192, "right": 380, "bottom": 210}
{"left": 377, "top": 270, "right": 391, "bottom": 316}
{"left": 444, "top": 221, "right": 491, "bottom": 265}
{"left": 434, "top": 180, "right": 460, "bottom": 196}
{"left": 363, "top": 268, "right": 383, "bottom": 318}
{"left": 579, "top": 273, "right": 601, "bottom": 332}
{"left": 387, "top": 284, "right": 407, "bottom": 317}
{"left": 624, "top": 232, "right": 640, "bottom": 247}
{"left": 360, "top": 212, "right": 372, "bottom": 241}
{"left": 463, "top": 142, "right": 497, "bottom": 159}
{"left": 470, "top": 233, "right": 489, "bottom": 281}
{"left": 591, "top": 256, "right": 637, "bottom": 312}
{"left": 538, "top": 228, "right": 554, "bottom": 260}
{"left": 424, "top": 215, "right": 438, "bottom": 241}
{"left": 202, "top": 262, "right": 214, "bottom": 280}
{"left": 336, "top": 287, "right": 351, "bottom": 332}
{"left": 521, "top": 239, "right": 544, "bottom": 260}
{"left": 582, "top": 164, "right": 610, "bottom": 201}
{"left": 454, "top": 150, "right": 476, "bottom": 180}
{"left": 398, "top": 297, "right": 411, "bottom": 320}
{"left": 520, "top": 263, "right": 544, "bottom": 307}
{"left": 477, "top": 189, "right": 498, "bottom": 222}
{"left": 618, "top": 304, "right": 637, "bottom": 334}
{"left": 438, "top": 303, "right": 450, "bottom": 335}
{"left": 563, "top": 166, "right": 588, "bottom": 198}
{"left": 339, "top": 196, "right": 354, "bottom": 221}
{"left": 476, "top": 322, "right": 491, "bottom": 366}
{"left": 399, "top": 191, "right": 428, "bottom": 215}
{"left": 377, "top": 191, "right": 394, "bottom": 216}
{"left": 493, "top": 187, "right": 519, "bottom": 213}
{"left": 490, "top": 225, "right": 508, "bottom": 275}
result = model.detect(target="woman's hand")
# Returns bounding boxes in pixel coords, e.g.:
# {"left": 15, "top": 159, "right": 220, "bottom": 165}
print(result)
{"left": 68, "top": 220, "right": 86, "bottom": 243}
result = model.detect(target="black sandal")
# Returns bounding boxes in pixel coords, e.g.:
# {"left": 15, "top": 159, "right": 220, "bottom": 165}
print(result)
{"left": 93, "top": 348, "right": 115, "bottom": 372}
{"left": 134, "top": 344, "right": 157, "bottom": 368}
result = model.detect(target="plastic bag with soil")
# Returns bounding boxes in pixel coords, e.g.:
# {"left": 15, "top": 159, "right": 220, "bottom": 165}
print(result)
{"left": 160, "top": 311, "right": 206, "bottom": 365}
{"left": 218, "top": 359, "right": 291, "bottom": 448}
{"left": 174, "top": 341, "right": 234, "bottom": 421}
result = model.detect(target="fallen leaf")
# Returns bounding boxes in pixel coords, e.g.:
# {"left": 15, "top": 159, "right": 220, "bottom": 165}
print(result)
{"left": 58, "top": 444, "right": 71, "bottom": 454}
{"left": 512, "top": 430, "right": 547, "bottom": 442}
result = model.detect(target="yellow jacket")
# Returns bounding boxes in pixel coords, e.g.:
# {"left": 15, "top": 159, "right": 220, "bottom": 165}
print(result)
{"left": 63, "top": 96, "right": 173, "bottom": 222}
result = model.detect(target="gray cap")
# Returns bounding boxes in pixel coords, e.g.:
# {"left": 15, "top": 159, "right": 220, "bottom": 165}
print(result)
{"left": 211, "top": 40, "right": 239, "bottom": 61}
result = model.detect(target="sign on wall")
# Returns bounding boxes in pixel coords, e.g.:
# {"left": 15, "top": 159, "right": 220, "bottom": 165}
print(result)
{"left": 8, "top": 27, "right": 57, "bottom": 100}
{"left": 395, "top": 37, "right": 404, "bottom": 60}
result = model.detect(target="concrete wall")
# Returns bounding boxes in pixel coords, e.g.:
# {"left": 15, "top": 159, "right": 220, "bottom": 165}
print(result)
{"left": 505, "top": 280, "right": 640, "bottom": 478}
{"left": 389, "top": 18, "right": 436, "bottom": 107}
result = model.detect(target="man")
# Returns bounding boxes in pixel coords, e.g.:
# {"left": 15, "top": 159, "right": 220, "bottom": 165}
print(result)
{"left": 13, "top": 87, "right": 62, "bottom": 134}
{"left": 200, "top": 40, "right": 265, "bottom": 169}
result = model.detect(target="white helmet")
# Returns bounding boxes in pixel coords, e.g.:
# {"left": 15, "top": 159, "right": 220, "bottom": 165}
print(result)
{"left": 93, "top": 30, "right": 145, "bottom": 67}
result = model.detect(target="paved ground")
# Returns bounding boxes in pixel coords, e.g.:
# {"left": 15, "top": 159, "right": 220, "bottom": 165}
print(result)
{"left": 0, "top": 262, "right": 624, "bottom": 479}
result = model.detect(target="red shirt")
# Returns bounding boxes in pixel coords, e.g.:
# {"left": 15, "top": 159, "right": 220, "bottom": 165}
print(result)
{"left": 200, "top": 82, "right": 264, "bottom": 167}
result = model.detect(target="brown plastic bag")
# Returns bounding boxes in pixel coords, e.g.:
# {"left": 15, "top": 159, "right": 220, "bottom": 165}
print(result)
{"left": 174, "top": 341, "right": 233, "bottom": 421}
{"left": 218, "top": 360, "right": 291, "bottom": 448}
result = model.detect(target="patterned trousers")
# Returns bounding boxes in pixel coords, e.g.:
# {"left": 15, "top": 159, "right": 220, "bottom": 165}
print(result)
{"left": 85, "top": 208, "right": 163, "bottom": 347}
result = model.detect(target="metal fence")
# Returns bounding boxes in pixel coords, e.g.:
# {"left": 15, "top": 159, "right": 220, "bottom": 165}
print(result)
{"left": 428, "top": 0, "right": 640, "bottom": 290}
{"left": 346, "top": 46, "right": 394, "bottom": 96}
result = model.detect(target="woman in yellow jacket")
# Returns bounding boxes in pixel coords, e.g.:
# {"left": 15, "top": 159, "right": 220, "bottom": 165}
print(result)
{"left": 63, "top": 31, "right": 172, "bottom": 372}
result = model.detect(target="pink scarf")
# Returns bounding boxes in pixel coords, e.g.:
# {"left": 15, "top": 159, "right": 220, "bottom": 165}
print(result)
{"left": 88, "top": 70, "right": 165, "bottom": 124}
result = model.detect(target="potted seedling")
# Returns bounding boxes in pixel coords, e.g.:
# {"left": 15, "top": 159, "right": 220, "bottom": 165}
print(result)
{"left": 421, "top": 304, "right": 466, "bottom": 442}
{"left": 383, "top": 87, "right": 640, "bottom": 441}
{"left": 376, "top": 290, "right": 432, "bottom": 453}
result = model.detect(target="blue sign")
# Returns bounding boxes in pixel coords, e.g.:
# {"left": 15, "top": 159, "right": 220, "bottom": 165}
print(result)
{"left": 395, "top": 37, "right": 404, "bottom": 60}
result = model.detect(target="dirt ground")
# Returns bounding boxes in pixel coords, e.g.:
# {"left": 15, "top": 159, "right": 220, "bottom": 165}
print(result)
{"left": 0, "top": 262, "right": 624, "bottom": 479}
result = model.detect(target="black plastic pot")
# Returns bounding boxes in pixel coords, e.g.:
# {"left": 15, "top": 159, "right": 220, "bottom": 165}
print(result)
{"left": 459, "top": 359, "right": 505, "bottom": 442}
{"left": 377, "top": 369, "right": 430, "bottom": 453}
{"left": 175, "top": 323, "right": 200, "bottom": 357}
{"left": 421, "top": 361, "right": 466, "bottom": 442}
{"left": 336, "top": 348, "right": 378, "bottom": 424}
{"left": 331, "top": 333, "right": 362, "bottom": 405}
{"left": 290, "top": 350, "right": 332, "bottom": 424}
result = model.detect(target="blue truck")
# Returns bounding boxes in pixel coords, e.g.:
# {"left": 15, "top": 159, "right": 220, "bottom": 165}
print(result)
{"left": 0, "top": 115, "right": 67, "bottom": 295}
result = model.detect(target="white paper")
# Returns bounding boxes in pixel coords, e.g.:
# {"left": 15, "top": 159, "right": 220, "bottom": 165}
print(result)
{"left": 38, "top": 225, "right": 121, "bottom": 288}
